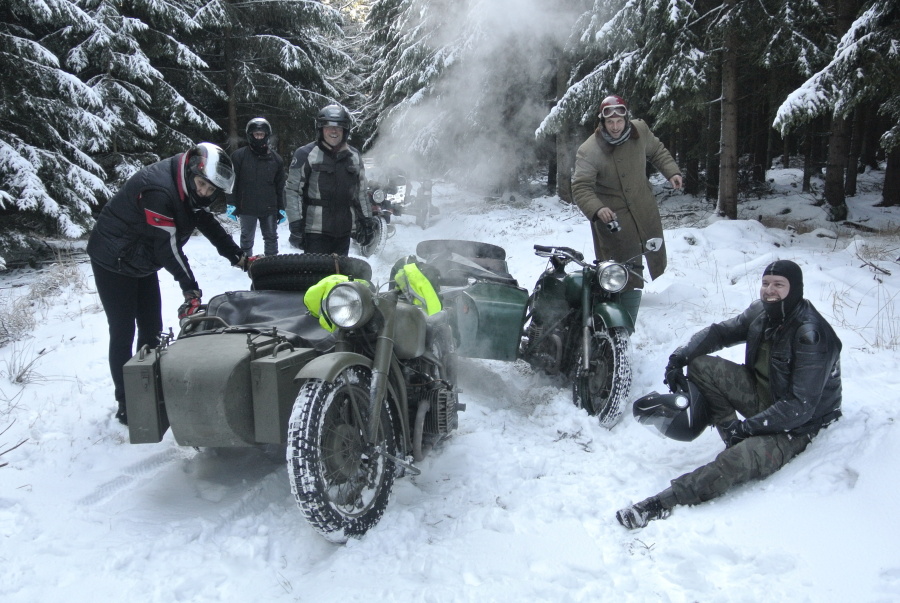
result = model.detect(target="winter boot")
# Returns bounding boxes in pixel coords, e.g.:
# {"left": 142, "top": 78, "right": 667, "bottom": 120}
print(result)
{"left": 616, "top": 493, "right": 672, "bottom": 529}
{"left": 115, "top": 401, "right": 128, "bottom": 426}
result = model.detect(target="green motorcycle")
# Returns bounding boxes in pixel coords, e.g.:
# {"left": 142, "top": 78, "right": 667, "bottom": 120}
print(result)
{"left": 415, "top": 237, "right": 662, "bottom": 428}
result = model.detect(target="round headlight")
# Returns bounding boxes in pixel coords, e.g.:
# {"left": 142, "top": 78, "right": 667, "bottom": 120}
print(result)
{"left": 323, "top": 282, "right": 374, "bottom": 329}
{"left": 597, "top": 262, "right": 628, "bottom": 293}
{"left": 372, "top": 189, "right": 386, "bottom": 203}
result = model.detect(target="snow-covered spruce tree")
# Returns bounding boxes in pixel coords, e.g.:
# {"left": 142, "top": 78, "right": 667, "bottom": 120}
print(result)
{"left": 190, "top": 0, "right": 350, "bottom": 155}
{"left": 775, "top": 0, "right": 900, "bottom": 208}
{"left": 0, "top": 0, "right": 110, "bottom": 266}
{"left": 361, "top": 0, "right": 581, "bottom": 193}
{"left": 62, "top": 0, "right": 222, "bottom": 186}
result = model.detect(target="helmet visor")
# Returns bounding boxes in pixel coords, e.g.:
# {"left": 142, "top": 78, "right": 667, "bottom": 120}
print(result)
{"left": 601, "top": 104, "right": 628, "bottom": 119}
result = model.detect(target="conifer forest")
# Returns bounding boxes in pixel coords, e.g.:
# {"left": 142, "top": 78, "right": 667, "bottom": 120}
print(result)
{"left": 1, "top": 0, "right": 898, "bottom": 262}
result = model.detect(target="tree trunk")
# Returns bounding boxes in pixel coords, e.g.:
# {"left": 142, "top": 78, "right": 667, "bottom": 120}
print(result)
{"left": 860, "top": 109, "right": 883, "bottom": 170}
{"left": 705, "top": 63, "right": 721, "bottom": 203}
{"left": 555, "top": 57, "right": 574, "bottom": 204}
{"left": 802, "top": 124, "right": 814, "bottom": 193}
{"left": 881, "top": 148, "right": 900, "bottom": 207}
{"left": 822, "top": 0, "right": 858, "bottom": 221}
{"left": 224, "top": 28, "right": 239, "bottom": 152}
{"left": 824, "top": 114, "right": 850, "bottom": 220}
{"left": 845, "top": 106, "right": 865, "bottom": 196}
{"left": 717, "top": 1, "right": 739, "bottom": 219}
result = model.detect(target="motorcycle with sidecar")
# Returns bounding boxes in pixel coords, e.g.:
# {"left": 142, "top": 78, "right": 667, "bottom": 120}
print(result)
{"left": 410, "top": 237, "right": 663, "bottom": 427}
{"left": 123, "top": 253, "right": 462, "bottom": 542}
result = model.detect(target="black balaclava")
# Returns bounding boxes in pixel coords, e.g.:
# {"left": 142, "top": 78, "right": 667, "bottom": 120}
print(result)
{"left": 762, "top": 259, "right": 804, "bottom": 323}
{"left": 248, "top": 129, "right": 269, "bottom": 155}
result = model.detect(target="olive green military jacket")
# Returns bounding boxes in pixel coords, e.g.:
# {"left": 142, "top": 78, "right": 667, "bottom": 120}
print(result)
{"left": 571, "top": 119, "right": 680, "bottom": 283}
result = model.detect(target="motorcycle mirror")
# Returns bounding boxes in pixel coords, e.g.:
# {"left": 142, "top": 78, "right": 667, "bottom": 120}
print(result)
{"left": 645, "top": 238, "right": 663, "bottom": 253}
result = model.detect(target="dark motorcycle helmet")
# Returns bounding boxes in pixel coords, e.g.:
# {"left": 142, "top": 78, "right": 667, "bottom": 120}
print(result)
{"left": 632, "top": 380, "right": 709, "bottom": 442}
{"left": 315, "top": 104, "right": 351, "bottom": 144}
{"left": 185, "top": 142, "right": 235, "bottom": 208}
{"left": 246, "top": 117, "right": 272, "bottom": 154}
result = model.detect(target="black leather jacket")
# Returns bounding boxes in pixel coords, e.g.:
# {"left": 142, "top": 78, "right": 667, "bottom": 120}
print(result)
{"left": 226, "top": 145, "right": 285, "bottom": 217}
{"left": 676, "top": 299, "right": 842, "bottom": 436}
{"left": 87, "top": 154, "right": 242, "bottom": 292}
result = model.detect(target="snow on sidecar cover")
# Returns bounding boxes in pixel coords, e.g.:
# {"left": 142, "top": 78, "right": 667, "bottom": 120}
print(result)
{"left": 415, "top": 239, "right": 517, "bottom": 286}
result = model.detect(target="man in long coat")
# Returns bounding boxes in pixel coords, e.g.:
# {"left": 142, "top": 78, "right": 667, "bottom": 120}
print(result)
{"left": 571, "top": 94, "right": 682, "bottom": 324}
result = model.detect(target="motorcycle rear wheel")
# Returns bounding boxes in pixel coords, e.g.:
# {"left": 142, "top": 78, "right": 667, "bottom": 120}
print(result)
{"left": 573, "top": 327, "right": 631, "bottom": 428}
{"left": 287, "top": 367, "right": 398, "bottom": 542}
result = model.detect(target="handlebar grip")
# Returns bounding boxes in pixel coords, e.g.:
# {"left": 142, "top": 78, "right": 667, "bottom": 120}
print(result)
{"left": 534, "top": 244, "right": 554, "bottom": 253}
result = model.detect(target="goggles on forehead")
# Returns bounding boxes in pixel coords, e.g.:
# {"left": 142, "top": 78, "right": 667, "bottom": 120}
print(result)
{"left": 600, "top": 104, "right": 628, "bottom": 118}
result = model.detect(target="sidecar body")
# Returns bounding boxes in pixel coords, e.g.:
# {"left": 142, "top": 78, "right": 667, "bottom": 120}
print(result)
{"left": 124, "top": 289, "right": 333, "bottom": 447}
{"left": 415, "top": 240, "right": 528, "bottom": 361}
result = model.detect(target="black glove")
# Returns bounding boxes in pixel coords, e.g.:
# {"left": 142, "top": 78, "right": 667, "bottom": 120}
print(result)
{"left": 178, "top": 289, "right": 202, "bottom": 319}
{"left": 719, "top": 419, "right": 750, "bottom": 448}
{"left": 663, "top": 352, "right": 688, "bottom": 393}
{"left": 288, "top": 220, "right": 304, "bottom": 249}
{"left": 356, "top": 217, "right": 378, "bottom": 247}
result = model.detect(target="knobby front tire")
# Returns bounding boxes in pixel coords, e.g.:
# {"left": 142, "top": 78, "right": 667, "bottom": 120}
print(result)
{"left": 287, "top": 367, "right": 398, "bottom": 542}
{"left": 573, "top": 327, "right": 632, "bottom": 428}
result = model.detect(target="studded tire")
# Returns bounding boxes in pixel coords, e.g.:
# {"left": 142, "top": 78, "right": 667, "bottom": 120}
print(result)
{"left": 287, "top": 367, "right": 398, "bottom": 542}
{"left": 573, "top": 327, "right": 632, "bottom": 428}
{"left": 249, "top": 253, "right": 372, "bottom": 291}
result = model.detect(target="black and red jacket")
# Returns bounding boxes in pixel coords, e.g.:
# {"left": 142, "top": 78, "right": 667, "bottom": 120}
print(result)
{"left": 87, "top": 153, "right": 242, "bottom": 292}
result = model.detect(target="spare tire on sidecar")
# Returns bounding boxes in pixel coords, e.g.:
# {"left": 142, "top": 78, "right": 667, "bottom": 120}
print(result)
{"left": 248, "top": 253, "right": 372, "bottom": 291}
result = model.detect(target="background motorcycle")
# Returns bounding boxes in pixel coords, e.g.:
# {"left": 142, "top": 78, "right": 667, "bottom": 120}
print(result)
{"left": 287, "top": 279, "right": 461, "bottom": 542}
{"left": 415, "top": 237, "right": 662, "bottom": 428}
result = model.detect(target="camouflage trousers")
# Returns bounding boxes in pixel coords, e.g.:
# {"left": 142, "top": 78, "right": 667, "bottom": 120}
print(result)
{"left": 668, "top": 355, "right": 811, "bottom": 506}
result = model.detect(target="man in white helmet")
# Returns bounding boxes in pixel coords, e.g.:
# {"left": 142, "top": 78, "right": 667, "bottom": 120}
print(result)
{"left": 87, "top": 143, "right": 248, "bottom": 425}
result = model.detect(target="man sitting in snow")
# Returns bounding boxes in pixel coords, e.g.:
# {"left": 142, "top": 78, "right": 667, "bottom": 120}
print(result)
{"left": 617, "top": 260, "right": 843, "bottom": 529}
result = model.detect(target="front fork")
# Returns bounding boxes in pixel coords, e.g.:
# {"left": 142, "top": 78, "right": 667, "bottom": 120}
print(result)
{"left": 367, "top": 290, "right": 398, "bottom": 445}
{"left": 581, "top": 265, "right": 593, "bottom": 371}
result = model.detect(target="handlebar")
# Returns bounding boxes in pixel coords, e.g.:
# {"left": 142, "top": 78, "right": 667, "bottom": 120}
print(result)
{"left": 533, "top": 245, "right": 585, "bottom": 264}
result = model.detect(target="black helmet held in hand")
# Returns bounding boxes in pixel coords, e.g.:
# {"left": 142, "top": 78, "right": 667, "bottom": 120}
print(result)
{"left": 632, "top": 380, "right": 709, "bottom": 442}
{"left": 185, "top": 142, "right": 235, "bottom": 207}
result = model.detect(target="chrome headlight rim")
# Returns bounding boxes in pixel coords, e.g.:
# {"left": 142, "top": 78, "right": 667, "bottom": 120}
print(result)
{"left": 596, "top": 262, "right": 628, "bottom": 293}
{"left": 323, "top": 281, "right": 374, "bottom": 329}
{"left": 371, "top": 188, "right": 386, "bottom": 204}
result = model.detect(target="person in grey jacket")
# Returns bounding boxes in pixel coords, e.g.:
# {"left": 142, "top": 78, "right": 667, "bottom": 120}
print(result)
{"left": 284, "top": 104, "right": 372, "bottom": 255}
{"left": 571, "top": 94, "right": 682, "bottom": 325}
{"left": 617, "top": 260, "right": 842, "bottom": 529}
{"left": 227, "top": 118, "right": 286, "bottom": 257}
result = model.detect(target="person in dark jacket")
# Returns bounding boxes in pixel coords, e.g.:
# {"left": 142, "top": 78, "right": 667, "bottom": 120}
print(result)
{"left": 87, "top": 143, "right": 248, "bottom": 425}
{"left": 284, "top": 104, "right": 373, "bottom": 255}
{"left": 617, "top": 260, "right": 842, "bottom": 529}
{"left": 571, "top": 94, "right": 682, "bottom": 325}
{"left": 227, "top": 118, "right": 286, "bottom": 257}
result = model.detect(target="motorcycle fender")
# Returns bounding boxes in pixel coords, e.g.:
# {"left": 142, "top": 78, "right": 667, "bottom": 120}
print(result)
{"left": 592, "top": 302, "right": 635, "bottom": 335}
{"left": 294, "top": 352, "right": 372, "bottom": 383}
{"left": 293, "top": 352, "right": 412, "bottom": 456}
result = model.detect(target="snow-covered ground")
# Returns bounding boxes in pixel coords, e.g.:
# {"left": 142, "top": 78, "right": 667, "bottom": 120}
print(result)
{"left": 1, "top": 167, "right": 898, "bottom": 602}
